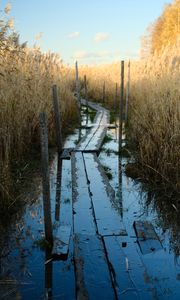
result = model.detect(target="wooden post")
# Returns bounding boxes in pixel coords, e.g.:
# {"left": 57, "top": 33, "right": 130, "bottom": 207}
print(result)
{"left": 102, "top": 81, "right": 106, "bottom": 104}
{"left": 75, "top": 61, "right": 81, "bottom": 125}
{"left": 52, "top": 85, "right": 62, "bottom": 153}
{"left": 118, "top": 61, "right": 124, "bottom": 153}
{"left": 125, "top": 60, "right": 130, "bottom": 123}
{"left": 39, "top": 112, "right": 53, "bottom": 244}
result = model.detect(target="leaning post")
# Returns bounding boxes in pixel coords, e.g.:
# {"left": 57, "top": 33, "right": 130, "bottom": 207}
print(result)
{"left": 118, "top": 60, "right": 124, "bottom": 153}
{"left": 52, "top": 84, "right": 63, "bottom": 153}
{"left": 39, "top": 112, "right": 53, "bottom": 244}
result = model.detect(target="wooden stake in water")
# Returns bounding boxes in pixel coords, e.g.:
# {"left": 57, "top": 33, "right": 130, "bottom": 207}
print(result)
{"left": 125, "top": 60, "right": 130, "bottom": 123}
{"left": 52, "top": 85, "right": 62, "bottom": 153}
{"left": 118, "top": 61, "right": 124, "bottom": 153}
{"left": 39, "top": 112, "right": 53, "bottom": 244}
{"left": 75, "top": 61, "right": 81, "bottom": 125}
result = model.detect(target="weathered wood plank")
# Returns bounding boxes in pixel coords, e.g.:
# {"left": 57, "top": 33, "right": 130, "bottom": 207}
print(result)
{"left": 52, "top": 225, "right": 71, "bottom": 260}
{"left": 104, "top": 235, "right": 156, "bottom": 299}
{"left": 133, "top": 221, "right": 162, "bottom": 254}
{"left": 71, "top": 152, "right": 96, "bottom": 235}
{"left": 76, "top": 100, "right": 110, "bottom": 152}
{"left": 74, "top": 234, "right": 116, "bottom": 300}
{"left": 84, "top": 153, "right": 127, "bottom": 236}
{"left": 103, "top": 236, "right": 138, "bottom": 300}
{"left": 55, "top": 159, "right": 73, "bottom": 228}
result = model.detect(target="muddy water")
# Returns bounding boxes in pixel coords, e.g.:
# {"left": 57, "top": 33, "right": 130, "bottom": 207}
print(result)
{"left": 0, "top": 109, "right": 180, "bottom": 299}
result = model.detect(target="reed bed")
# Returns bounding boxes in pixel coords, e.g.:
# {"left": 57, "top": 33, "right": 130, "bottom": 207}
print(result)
{"left": 0, "top": 45, "right": 77, "bottom": 208}
{"left": 79, "top": 43, "right": 180, "bottom": 193}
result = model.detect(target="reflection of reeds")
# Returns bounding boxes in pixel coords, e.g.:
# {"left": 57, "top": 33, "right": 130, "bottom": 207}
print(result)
{"left": 143, "top": 185, "right": 180, "bottom": 260}
{"left": 78, "top": 43, "right": 180, "bottom": 192}
{"left": 0, "top": 45, "right": 77, "bottom": 208}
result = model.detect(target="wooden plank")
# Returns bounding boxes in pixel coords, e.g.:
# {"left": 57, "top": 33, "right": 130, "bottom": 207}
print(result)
{"left": 71, "top": 152, "right": 96, "bottom": 235}
{"left": 57, "top": 159, "right": 73, "bottom": 227}
{"left": 76, "top": 100, "right": 110, "bottom": 152}
{"left": 83, "top": 153, "right": 127, "bottom": 236}
{"left": 52, "top": 225, "right": 71, "bottom": 260}
{"left": 104, "top": 235, "right": 156, "bottom": 300}
{"left": 133, "top": 221, "right": 162, "bottom": 254}
{"left": 76, "top": 110, "right": 103, "bottom": 151}
{"left": 103, "top": 236, "right": 138, "bottom": 300}
{"left": 74, "top": 234, "right": 116, "bottom": 300}
{"left": 81, "top": 124, "right": 117, "bottom": 129}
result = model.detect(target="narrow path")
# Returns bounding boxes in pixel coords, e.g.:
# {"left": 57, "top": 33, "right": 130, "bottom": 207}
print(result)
{"left": 71, "top": 101, "right": 154, "bottom": 299}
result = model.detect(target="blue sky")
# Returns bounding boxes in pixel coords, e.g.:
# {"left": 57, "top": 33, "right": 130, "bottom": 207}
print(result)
{"left": 2, "top": 0, "right": 172, "bottom": 64}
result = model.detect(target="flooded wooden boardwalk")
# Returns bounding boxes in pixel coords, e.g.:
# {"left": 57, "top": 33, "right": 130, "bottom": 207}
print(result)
{"left": 1, "top": 100, "right": 179, "bottom": 300}
{"left": 70, "top": 100, "right": 155, "bottom": 299}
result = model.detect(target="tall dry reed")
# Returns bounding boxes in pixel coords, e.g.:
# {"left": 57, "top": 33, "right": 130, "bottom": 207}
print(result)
{"left": 78, "top": 43, "right": 180, "bottom": 192}
{"left": 0, "top": 45, "right": 77, "bottom": 208}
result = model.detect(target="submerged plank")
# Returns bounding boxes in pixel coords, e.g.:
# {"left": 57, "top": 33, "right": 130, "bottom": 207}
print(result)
{"left": 104, "top": 235, "right": 156, "bottom": 300}
{"left": 71, "top": 152, "right": 96, "bottom": 235}
{"left": 52, "top": 225, "right": 71, "bottom": 260}
{"left": 76, "top": 100, "right": 110, "bottom": 152}
{"left": 57, "top": 159, "right": 73, "bottom": 227}
{"left": 74, "top": 234, "right": 116, "bottom": 300}
{"left": 83, "top": 153, "right": 126, "bottom": 236}
{"left": 133, "top": 221, "right": 162, "bottom": 254}
{"left": 103, "top": 236, "right": 138, "bottom": 300}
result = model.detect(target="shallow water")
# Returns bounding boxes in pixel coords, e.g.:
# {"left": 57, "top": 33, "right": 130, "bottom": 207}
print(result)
{"left": 0, "top": 109, "right": 180, "bottom": 299}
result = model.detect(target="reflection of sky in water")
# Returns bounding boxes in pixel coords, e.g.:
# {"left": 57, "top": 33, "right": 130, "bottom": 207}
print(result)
{"left": 0, "top": 108, "right": 180, "bottom": 299}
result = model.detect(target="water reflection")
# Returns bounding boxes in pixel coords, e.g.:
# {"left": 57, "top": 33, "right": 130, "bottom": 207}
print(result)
{"left": 134, "top": 179, "right": 180, "bottom": 259}
{"left": 118, "top": 155, "right": 123, "bottom": 218}
{"left": 45, "top": 249, "right": 53, "bottom": 299}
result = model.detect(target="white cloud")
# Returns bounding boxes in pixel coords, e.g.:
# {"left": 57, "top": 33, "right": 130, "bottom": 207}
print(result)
{"left": 72, "top": 50, "right": 111, "bottom": 60}
{"left": 94, "top": 32, "right": 110, "bottom": 42}
{"left": 67, "top": 31, "right": 80, "bottom": 39}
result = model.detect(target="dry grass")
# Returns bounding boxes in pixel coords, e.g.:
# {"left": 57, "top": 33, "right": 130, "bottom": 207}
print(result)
{"left": 0, "top": 45, "right": 77, "bottom": 207}
{"left": 78, "top": 43, "right": 180, "bottom": 192}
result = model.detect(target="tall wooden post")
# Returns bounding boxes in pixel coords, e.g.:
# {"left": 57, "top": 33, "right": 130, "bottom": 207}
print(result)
{"left": 52, "top": 85, "right": 63, "bottom": 153}
{"left": 125, "top": 60, "right": 130, "bottom": 123}
{"left": 75, "top": 61, "right": 81, "bottom": 125}
{"left": 118, "top": 61, "right": 124, "bottom": 153}
{"left": 39, "top": 112, "right": 53, "bottom": 244}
